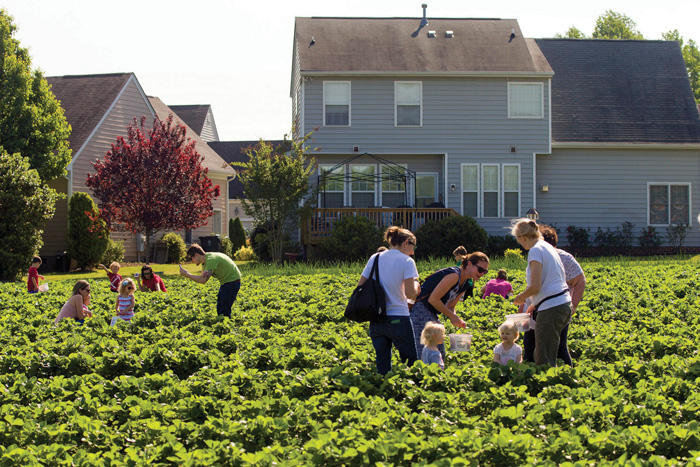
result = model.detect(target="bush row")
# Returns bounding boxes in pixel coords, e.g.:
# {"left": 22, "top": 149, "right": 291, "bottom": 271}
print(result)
{"left": 566, "top": 222, "right": 693, "bottom": 254}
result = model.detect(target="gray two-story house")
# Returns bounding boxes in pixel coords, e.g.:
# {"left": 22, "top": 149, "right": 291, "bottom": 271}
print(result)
{"left": 291, "top": 15, "right": 700, "bottom": 247}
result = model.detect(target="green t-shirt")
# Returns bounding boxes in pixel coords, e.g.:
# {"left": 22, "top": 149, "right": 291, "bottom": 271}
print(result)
{"left": 202, "top": 252, "right": 241, "bottom": 284}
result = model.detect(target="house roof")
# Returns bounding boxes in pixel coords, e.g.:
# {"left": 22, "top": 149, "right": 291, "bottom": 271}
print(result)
{"left": 208, "top": 141, "right": 283, "bottom": 198}
{"left": 46, "top": 73, "right": 135, "bottom": 157}
{"left": 169, "top": 104, "right": 211, "bottom": 135}
{"left": 294, "top": 17, "right": 552, "bottom": 74}
{"left": 535, "top": 39, "right": 700, "bottom": 144}
{"left": 148, "top": 97, "right": 236, "bottom": 176}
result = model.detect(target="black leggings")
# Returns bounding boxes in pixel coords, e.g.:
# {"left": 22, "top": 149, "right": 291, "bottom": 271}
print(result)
{"left": 522, "top": 323, "right": 572, "bottom": 366}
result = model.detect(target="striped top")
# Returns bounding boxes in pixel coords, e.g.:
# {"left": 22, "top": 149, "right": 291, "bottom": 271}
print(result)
{"left": 117, "top": 295, "right": 134, "bottom": 319}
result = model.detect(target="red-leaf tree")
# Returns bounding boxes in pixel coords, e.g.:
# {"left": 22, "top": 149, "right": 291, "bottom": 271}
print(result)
{"left": 86, "top": 115, "right": 220, "bottom": 262}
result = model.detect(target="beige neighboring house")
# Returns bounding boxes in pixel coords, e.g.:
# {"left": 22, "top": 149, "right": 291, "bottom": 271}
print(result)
{"left": 42, "top": 72, "right": 235, "bottom": 269}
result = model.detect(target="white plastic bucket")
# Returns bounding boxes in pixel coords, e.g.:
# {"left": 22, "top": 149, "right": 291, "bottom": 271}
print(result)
{"left": 505, "top": 313, "right": 530, "bottom": 332}
{"left": 448, "top": 333, "right": 472, "bottom": 352}
{"left": 38, "top": 283, "right": 49, "bottom": 292}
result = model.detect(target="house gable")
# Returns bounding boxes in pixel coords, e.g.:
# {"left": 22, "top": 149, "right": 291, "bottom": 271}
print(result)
{"left": 170, "top": 104, "right": 220, "bottom": 142}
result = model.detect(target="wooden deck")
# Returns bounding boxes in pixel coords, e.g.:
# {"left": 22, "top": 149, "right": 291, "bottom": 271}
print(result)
{"left": 302, "top": 207, "right": 460, "bottom": 245}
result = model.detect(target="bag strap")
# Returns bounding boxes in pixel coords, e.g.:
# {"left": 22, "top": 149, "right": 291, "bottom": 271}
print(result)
{"left": 533, "top": 289, "right": 568, "bottom": 312}
{"left": 371, "top": 253, "right": 381, "bottom": 282}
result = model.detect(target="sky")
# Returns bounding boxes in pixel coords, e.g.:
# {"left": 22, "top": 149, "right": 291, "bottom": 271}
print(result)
{"left": 2, "top": 0, "right": 698, "bottom": 141}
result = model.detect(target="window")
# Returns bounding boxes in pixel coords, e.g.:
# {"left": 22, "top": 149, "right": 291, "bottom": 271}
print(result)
{"left": 185, "top": 230, "right": 192, "bottom": 244}
{"left": 324, "top": 82, "right": 350, "bottom": 126}
{"left": 503, "top": 165, "right": 520, "bottom": 218}
{"left": 461, "top": 165, "right": 479, "bottom": 217}
{"left": 381, "top": 165, "right": 407, "bottom": 207}
{"left": 482, "top": 165, "right": 499, "bottom": 218}
{"left": 395, "top": 81, "right": 422, "bottom": 126}
{"left": 461, "top": 164, "right": 520, "bottom": 218}
{"left": 212, "top": 210, "right": 222, "bottom": 235}
{"left": 508, "top": 82, "right": 543, "bottom": 118}
{"left": 649, "top": 184, "right": 690, "bottom": 225}
{"left": 416, "top": 173, "right": 438, "bottom": 208}
{"left": 319, "top": 165, "right": 345, "bottom": 208}
{"left": 351, "top": 165, "right": 376, "bottom": 207}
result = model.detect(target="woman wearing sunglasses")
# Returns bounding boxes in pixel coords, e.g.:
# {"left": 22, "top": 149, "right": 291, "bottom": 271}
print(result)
{"left": 55, "top": 280, "right": 93, "bottom": 325}
{"left": 138, "top": 266, "right": 167, "bottom": 292}
{"left": 512, "top": 219, "right": 572, "bottom": 367}
{"left": 410, "top": 250, "right": 490, "bottom": 362}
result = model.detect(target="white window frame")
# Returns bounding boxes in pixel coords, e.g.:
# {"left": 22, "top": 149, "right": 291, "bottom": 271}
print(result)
{"left": 323, "top": 81, "right": 351, "bottom": 127}
{"left": 318, "top": 164, "right": 346, "bottom": 208}
{"left": 350, "top": 164, "right": 377, "bottom": 207}
{"left": 502, "top": 163, "right": 521, "bottom": 218}
{"left": 394, "top": 81, "right": 423, "bottom": 127}
{"left": 508, "top": 82, "right": 544, "bottom": 119}
{"left": 461, "top": 163, "right": 480, "bottom": 218}
{"left": 647, "top": 182, "right": 692, "bottom": 226}
{"left": 380, "top": 164, "right": 408, "bottom": 207}
{"left": 212, "top": 209, "right": 222, "bottom": 235}
{"left": 482, "top": 164, "right": 500, "bottom": 218}
{"left": 415, "top": 172, "right": 438, "bottom": 208}
{"left": 460, "top": 163, "right": 522, "bottom": 218}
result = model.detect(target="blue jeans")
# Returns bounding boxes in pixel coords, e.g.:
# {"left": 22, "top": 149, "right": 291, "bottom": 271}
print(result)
{"left": 369, "top": 316, "right": 417, "bottom": 375}
{"left": 217, "top": 280, "right": 241, "bottom": 317}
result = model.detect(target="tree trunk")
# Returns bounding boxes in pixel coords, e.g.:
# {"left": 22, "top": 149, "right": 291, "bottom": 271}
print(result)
{"left": 145, "top": 229, "right": 152, "bottom": 265}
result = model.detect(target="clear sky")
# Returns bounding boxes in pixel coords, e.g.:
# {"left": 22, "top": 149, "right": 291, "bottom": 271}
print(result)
{"left": 2, "top": 0, "right": 698, "bottom": 141}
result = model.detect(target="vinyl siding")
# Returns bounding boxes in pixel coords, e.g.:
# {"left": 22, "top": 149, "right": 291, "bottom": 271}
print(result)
{"left": 291, "top": 45, "right": 302, "bottom": 139}
{"left": 199, "top": 110, "right": 219, "bottom": 142}
{"left": 39, "top": 177, "right": 69, "bottom": 257}
{"left": 537, "top": 148, "right": 700, "bottom": 246}
{"left": 303, "top": 76, "right": 550, "bottom": 234}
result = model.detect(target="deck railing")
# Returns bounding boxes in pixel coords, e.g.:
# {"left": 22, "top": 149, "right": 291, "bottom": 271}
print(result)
{"left": 302, "top": 207, "right": 460, "bottom": 245}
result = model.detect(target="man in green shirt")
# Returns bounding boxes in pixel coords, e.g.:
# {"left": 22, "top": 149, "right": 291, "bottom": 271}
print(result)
{"left": 180, "top": 243, "right": 242, "bottom": 317}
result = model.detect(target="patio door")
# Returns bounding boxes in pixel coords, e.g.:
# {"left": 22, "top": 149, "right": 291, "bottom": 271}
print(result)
{"left": 415, "top": 173, "right": 437, "bottom": 207}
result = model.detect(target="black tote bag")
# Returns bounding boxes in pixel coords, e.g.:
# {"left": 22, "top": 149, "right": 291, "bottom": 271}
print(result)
{"left": 344, "top": 254, "right": 387, "bottom": 323}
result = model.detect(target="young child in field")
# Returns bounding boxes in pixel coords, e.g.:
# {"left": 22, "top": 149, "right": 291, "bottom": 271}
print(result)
{"left": 481, "top": 269, "right": 513, "bottom": 299}
{"left": 420, "top": 321, "right": 446, "bottom": 370}
{"left": 493, "top": 321, "right": 523, "bottom": 365}
{"left": 111, "top": 279, "right": 136, "bottom": 326}
{"left": 98, "top": 262, "right": 122, "bottom": 293}
{"left": 27, "top": 256, "right": 45, "bottom": 293}
{"left": 453, "top": 246, "right": 467, "bottom": 266}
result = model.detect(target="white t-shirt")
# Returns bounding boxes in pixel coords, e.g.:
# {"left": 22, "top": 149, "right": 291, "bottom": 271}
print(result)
{"left": 361, "top": 249, "right": 418, "bottom": 317}
{"left": 526, "top": 240, "right": 571, "bottom": 311}
{"left": 494, "top": 343, "right": 522, "bottom": 364}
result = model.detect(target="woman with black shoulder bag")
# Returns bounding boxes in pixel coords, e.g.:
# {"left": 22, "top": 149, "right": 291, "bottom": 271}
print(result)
{"left": 357, "top": 226, "right": 420, "bottom": 375}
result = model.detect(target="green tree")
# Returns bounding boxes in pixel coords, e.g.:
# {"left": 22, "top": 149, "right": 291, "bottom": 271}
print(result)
{"left": 555, "top": 26, "right": 587, "bottom": 39}
{"left": 0, "top": 149, "right": 58, "bottom": 281}
{"left": 0, "top": 9, "right": 71, "bottom": 182}
{"left": 66, "top": 192, "right": 109, "bottom": 270}
{"left": 233, "top": 131, "right": 317, "bottom": 263}
{"left": 230, "top": 217, "right": 247, "bottom": 254}
{"left": 663, "top": 30, "right": 700, "bottom": 103}
{"left": 592, "top": 10, "right": 644, "bottom": 40}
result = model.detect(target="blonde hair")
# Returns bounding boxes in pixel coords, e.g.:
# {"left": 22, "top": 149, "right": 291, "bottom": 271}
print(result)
{"left": 420, "top": 321, "right": 445, "bottom": 346}
{"left": 499, "top": 321, "right": 519, "bottom": 340}
{"left": 119, "top": 278, "right": 136, "bottom": 295}
{"left": 384, "top": 226, "right": 415, "bottom": 247}
{"left": 510, "top": 218, "right": 541, "bottom": 240}
{"left": 109, "top": 262, "right": 121, "bottom": 270}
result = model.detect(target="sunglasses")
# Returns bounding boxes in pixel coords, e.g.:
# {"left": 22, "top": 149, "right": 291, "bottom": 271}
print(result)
{"left": 475, "top": 265, "right": 488, "bottom": 275}
{"left": 127, "top": 286, "right": 134, "bottom": 290}
{"left": 142, "top": 271, "right": 152, "bottom": 275}
{"left": 408, "top": 241, "right": 416, "bottom": 248}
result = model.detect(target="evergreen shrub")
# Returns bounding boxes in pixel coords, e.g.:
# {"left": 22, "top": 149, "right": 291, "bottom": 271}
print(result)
{"left": 161, "top": 233, "right": 186, "bottom": 263}
{"left": 100, "top": 238, "right": 125, "bottom": 265}
{"left": 230, "top": 217, "right": 247, "bottom": 254}
{"left": 415, "top": 215, "right": 488, "bottom": 259}
{"left": 315, "top": 216, "right": 384, "bottom": 261}
{"left": 67, "top": 192, "right": 109, "bottom": 269}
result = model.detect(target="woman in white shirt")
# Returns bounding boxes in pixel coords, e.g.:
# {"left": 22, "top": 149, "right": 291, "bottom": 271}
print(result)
{"left": 512, "top": 219, "right": 572, "bottom": 366}
{"left": 358, "top": 226, "right": 421, "bottom": 375}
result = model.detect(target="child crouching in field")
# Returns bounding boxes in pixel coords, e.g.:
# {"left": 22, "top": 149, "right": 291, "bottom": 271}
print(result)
{"left": 111, "top": 279, "right": 136, "bottom": 326}
{"left": 421, "top": 321, "right": 445, "bottom": 369}
{"left": 493, "top": 321, "right": 522, "bottom": 365}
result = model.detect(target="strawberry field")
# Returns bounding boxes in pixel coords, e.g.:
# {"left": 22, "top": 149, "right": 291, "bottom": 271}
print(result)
{"left": 1, "top": 262, "right": 700, "bottom": 466}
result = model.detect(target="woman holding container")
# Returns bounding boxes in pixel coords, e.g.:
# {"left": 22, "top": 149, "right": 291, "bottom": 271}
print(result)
{"left": 410, "top": 251, "right": 490, "bottom": 362}
{"left": 511, "top": 219, "right": 572, "bottom": 367}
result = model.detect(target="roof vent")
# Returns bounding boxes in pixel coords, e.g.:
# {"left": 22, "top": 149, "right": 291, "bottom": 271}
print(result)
{"left": 428, "top": 30, "right": 436, "bottom": 38}
{"left": 445, "top": 30, "right": 454, "bottom": 38}
{"left": 420, "top": 4, "right": 429, "bottom": 28}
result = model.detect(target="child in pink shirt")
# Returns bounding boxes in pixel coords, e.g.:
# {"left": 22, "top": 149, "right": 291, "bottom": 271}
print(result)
{"left": 481, "top": 269, "right": 513, "bottom": 298}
